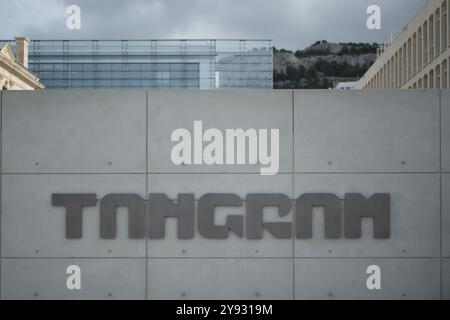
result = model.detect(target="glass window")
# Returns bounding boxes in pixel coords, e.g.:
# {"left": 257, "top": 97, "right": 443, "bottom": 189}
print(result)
{"left": 127, "top": 64, "right": 141, "bottom": 71}
{"left": 111, "top": 64, "right": 123, "bottom": 71}
{"left": 99, "top": 71, "right": 113, "bottom": 79}
{"left": 112, "top": 79, "right": 125, "bottom": 87}
{"left": 24, "top": 39, "right": 272, "bottom": 89}
{"left": 99, "top": 64, "right": 111, "bottom": 71}
{"left": 141, "top": 64, "right": 154, "bottom": 71}
{"left": 70, "top": 64, "right": 83, "bottom": 72}
{"left": 83, "top": 64, "right": 94, "bottom": 71}
{"left": 156, "top": 64, "right": 170, "bottom": 72}
{"left": 83, "top": 80, "right": 95, "bottom": 88}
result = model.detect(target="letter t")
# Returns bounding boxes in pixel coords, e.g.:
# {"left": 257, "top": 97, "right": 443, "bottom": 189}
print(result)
{"left": 52, "top": 194, "right": 97, "bottom": 239}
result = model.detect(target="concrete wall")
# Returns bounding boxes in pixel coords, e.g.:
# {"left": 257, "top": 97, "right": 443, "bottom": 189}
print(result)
{"left": 0, "top": 89, "right": 448, "bottom": 300}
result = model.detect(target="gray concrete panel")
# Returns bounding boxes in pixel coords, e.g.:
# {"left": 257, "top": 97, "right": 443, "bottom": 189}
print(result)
{"left": 443, "top": 174, "right": 450, "bottom": 257}
{"left": 147, "top": 258, "right": 292, "bottom": 300}
{"left": 294, "top": 174, "right": 440, "bottom": 257}
{"left": 1, "top": 174, "right": 146, "bottom": 257}
{"left": 294, "top": 90, "right": 440, "bottom": 173}
{"left": 2, "top": 91, "right": 146, "bottom": 173}
{"left": 1, "top": 258, "right": 146, "bottom": 300}
{"left": 148, "top": 201, "right": 293, "bottom": 257}
{"left": 443, "top": 91, "right": 450, "bottom": 172}
{"left": 294, "top": 258, "right": 440, "bottom": 300}
{"left": 148, "top": 173, "right": 292, "bottom": 200}
{"left": 443, "top": 258, "right": 450, "bottom": 300}
{"left": 148, "top": 90, "right": 293, "bottom": 173}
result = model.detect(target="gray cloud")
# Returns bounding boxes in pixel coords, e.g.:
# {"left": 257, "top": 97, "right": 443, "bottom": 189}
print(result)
{"left": 0, "top": 0, "right": 427, "bottom": 50}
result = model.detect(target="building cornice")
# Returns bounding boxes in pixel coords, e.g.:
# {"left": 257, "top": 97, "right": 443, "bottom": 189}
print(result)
{"left": 0, "top": 54, "right": 45, "bottom": 89}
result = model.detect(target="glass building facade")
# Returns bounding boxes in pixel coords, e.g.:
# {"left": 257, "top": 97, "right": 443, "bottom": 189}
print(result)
{"left": 3, "top": 39, "right": 273, "bottom": 90}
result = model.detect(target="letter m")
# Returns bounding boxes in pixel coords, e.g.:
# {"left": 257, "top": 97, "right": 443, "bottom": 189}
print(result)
{"left": 345, "top": 194, "right": 390, "bottom": 239}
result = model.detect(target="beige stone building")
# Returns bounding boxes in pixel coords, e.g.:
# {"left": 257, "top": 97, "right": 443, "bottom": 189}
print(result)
{"left": 355, "top": 0, "right": 450, "bottom": 89}
{"left": 0, "top": 37, "right": 44, "bottom": 90}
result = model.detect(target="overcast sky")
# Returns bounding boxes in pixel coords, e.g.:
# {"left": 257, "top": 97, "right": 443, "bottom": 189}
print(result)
{"left": 0, "top": 0, "right": 428, "bottom": 50}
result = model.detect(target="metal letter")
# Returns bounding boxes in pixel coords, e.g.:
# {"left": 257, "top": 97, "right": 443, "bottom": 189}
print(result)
{"left": 198, "top": 194, "right": 243, "bottom": 239}
{"left": 100, "top": 194, "right": 145, "bottom": 239}
{"left": 296, "top": 193, "right": 341, "bottom": 239}
{"left": 345, "top": 193, "right": 390, "bottom": 239}
{"left": 246, "top": 194, "right": 292, "bottom": 239}
{"left": 52, "top": 194, "right": 96, "bottom": 239}
{"left": 148, "top": 194, "right": 194, "bottom": 239}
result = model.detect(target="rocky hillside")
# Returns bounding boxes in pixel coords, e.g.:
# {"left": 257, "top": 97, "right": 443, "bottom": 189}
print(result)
{"left": 274, "top": 40, "right": 379, "bottom": 89}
